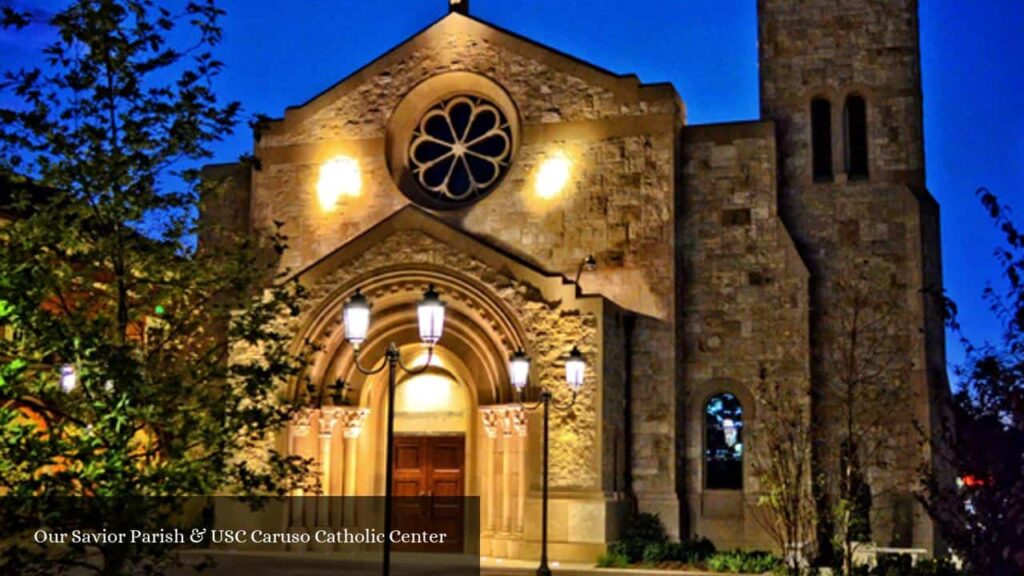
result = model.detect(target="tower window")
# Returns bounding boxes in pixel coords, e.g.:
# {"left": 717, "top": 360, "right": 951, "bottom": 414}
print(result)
{"left": 844, "top": 95, "right": 869, "bottom": 180}
{"left": 705, "top": 393, "right": 743, "bottom": 490}
{"left": 811, "top": 98, "right": 833, "bottom": 182}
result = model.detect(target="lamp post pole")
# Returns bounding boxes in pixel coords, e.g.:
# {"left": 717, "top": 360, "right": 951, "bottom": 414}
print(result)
{"left": 538, "top": 388, "right": 552, "bottom": 576}
{"left": 381, "top": 344, "right": 399, "bottom": 576}
{"left": 343, "top": 286, "right": 446, "bottom": 576}
{"left": 509, "top": 347, "right": 585, "bottom": 576}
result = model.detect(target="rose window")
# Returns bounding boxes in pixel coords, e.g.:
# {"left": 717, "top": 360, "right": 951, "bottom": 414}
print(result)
{"left": 408, "top": 95, "right": 513, "bottom": 208}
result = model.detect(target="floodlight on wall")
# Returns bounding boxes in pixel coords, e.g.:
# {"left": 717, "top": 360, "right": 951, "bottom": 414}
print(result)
{"left": 535, "top": 153, "right": 572, "bottom": 199}
{"left": 317, "top": 155, "right": 362, "bottom": 210}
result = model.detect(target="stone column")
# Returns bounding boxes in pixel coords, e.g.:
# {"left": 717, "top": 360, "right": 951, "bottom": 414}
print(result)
{"left": 288, "top": 409, "right": 313, "bottom": 551}
{"left": 338, "top": 408, "right": 369, "bottom": 528}
{"left": 315, "top": 408, "right": 339, "bottom": 551}
{"left": 480, "top": 408, "right": 502, "bottom": 536}
{"left": 511, "top": 407, "right": 528, "bottom": 534}
{"left": 501, "top": 411, "right": 513, "bottom": 534}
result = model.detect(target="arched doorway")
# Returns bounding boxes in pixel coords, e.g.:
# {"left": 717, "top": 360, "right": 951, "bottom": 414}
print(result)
{"left": 390, "top": 371, "right": 470, "bottom": 552}
{"left": 286, "top": 267, "right": 531, "bottom": 554}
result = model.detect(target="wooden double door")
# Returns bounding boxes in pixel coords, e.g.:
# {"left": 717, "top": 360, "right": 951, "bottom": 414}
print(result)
{"left": 392, "top": 435, "right": 465, "bottom": 552}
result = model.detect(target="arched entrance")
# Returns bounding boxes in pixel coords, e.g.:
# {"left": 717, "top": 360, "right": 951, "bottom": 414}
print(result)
{"left": 285, "top": 266, "right": 532, "bottom": 556}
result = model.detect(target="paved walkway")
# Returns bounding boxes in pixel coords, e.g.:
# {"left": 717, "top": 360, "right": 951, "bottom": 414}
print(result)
{"left": 167, "top": 550, "right": 742, "bottom": 576}
{"left": 481, "top": 557, "right": 732, "bottom": 575}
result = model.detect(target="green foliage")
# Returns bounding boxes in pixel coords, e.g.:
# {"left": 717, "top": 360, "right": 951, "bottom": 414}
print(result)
{"left": 847, "top": 556, "right": 966, "bottom": 576}
{"left": 596, "top": 550, "right": 630, "bottom": 568}
{"left": 706, "top": 550, "right": 782, "bottom": 574}
{"left": 641, "top": 537, "right": 717, "bottom": 565}
{"left": 919, "top": 189, "right": 1024, "bottom": 576}
{"left": 609, "top": 512, "right": 668, "bottom": 563}
{"left": 0, "top": 1, "right": 313, "bottom": 574}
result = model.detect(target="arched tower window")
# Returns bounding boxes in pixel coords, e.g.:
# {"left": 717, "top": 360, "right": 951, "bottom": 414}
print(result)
{"left": 811, "top": 98, "right": 833, "bottom": 182}
{"left": 704, "top": 393, "right": 743, "bottom": 490}
{"left": 844, "top": 95, "right": 869, "bottom": 180}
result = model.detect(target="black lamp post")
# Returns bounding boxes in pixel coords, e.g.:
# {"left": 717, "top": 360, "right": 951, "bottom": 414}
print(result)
{"left": 508, "top": 346, "right": 586, "bottom": 576}
{"left": 342, "top": 284, "right": 446, "bottom": 576}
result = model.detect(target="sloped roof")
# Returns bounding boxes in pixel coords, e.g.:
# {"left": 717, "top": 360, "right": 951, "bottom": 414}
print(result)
{"left": 287, "top": 205, "right": 598, "bottom": 307}
{"left": 264, "top": 11, "right": 678, "bottom": 135}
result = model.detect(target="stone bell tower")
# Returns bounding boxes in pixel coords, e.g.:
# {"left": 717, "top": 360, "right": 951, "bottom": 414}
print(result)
{"left": 758, "top": 0, "right": 947, "bottom": 552}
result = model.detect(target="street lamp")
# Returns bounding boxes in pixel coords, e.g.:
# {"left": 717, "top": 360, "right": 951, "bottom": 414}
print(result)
{"left": 509, "top": 345, "right": 586, "bottom": 576}
{"left": 342, "top": 284, "right": 446, "bottom": 576}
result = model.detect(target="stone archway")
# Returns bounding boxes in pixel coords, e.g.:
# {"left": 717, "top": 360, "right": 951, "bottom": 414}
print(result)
{"left": 283, "top": 264, "right": 538, "bottom": 554}
{"left": 270, "top": 209, "right": 616, "bottom": 562}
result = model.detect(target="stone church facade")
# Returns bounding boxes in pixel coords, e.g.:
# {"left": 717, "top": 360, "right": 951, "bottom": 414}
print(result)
{"left": 207, "top": 0, "right": 947, "bottom": 561}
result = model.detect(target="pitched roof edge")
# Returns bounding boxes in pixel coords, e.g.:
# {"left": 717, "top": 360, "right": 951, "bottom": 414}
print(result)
{"left": 262, "top": 12, "right": 679, "bottom": 136}
{"left": 283, "top": 205, "right": 599, "bottom": 305}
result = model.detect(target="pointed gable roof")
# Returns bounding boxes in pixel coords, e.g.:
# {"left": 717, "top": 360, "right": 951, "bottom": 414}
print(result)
{"left": 287, "top": 205, "right": 596, "bottom": 307}
{"left": 262, "top": 11, "right": 678, "bottom": 136}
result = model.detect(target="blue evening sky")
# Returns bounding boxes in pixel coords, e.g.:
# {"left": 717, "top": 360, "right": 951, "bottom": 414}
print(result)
{"left": 2, "top": 1, "right": 1022, "bottom": 379}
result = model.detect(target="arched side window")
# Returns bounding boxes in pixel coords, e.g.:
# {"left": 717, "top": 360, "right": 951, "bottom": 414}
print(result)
{"left": 704, "top": 393, "right": 743, "bottom": 490}
{"left": 811, "top": 97, "right": 833, "bottom": 182}
{"left": 844, "top": 95, "right": 869, "bottom": 180}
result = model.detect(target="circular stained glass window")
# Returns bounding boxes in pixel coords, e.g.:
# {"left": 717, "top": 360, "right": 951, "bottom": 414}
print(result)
{"left": 407, "top": 95, "right": 513, "bottom": 209}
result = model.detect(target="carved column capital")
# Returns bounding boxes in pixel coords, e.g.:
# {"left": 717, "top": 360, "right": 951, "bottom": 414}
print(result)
{"left": 291, "top": 408, "right": 314, "bottom": 438}
{"left": 480, "top": 405, "right": 528, "bottom": 438}
{"left": 318, "top": 407, "right": 341, "bottom": 439}
{"left": 337, "top": 407, "right": 370, "bottom": 439}
{"left": 480, "top": 407, "right": 503, "bottom": 438}
{"left": 510, "top": 406, "right": 528, "bottom": 437}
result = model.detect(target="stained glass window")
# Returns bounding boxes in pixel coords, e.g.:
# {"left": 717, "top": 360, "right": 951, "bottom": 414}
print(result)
{"left": 705, "top": 392, "right": 743, "bottom": 490}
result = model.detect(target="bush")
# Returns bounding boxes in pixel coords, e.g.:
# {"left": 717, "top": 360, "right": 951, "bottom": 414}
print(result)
{"left": 599, "top": 514, "right": 717, "bottom": 568}
{"left": 681, "top": 536, "right": 717, "bottom": 562}
{"left": 641, "top": 538, "right": 718, "bottom": 565}
{"left": 707, "top": 550, "right": 782, "bottom": 574}
{"left": 610, "top": 512, "right": 668, "bottom": 563}
{"left": 642, "top": 542, "right": 671, "bottom": 564}
{"left": 596, "top": 550, "right": 630, "bottom": 568}
{"left": 861, "top": 556, "right": 965, "bottom": 576}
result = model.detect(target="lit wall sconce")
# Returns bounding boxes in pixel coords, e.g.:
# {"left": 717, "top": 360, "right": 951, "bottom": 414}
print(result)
{"left": 317, "top": 155, "right": 362, "bottom": 210}
{"left": 534, "top": 153, "right": 572, "bottom": 199}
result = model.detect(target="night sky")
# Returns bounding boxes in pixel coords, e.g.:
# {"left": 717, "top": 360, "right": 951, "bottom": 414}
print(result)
{"left": 2, "top": 0, "right": 1022, "bottom": 381}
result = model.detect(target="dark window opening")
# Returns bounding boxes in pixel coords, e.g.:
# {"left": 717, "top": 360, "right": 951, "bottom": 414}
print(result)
{"left": 705, "top": 393, "right": 743, "bottom": 490}
{"left": 722, "top": 208, "right": 752, "bottom": 227}
{"left": 811, "top": 98, "right": 833, "bottom": 182}
{"left": 844, "top": 95, "right": 869, "bottom": 180}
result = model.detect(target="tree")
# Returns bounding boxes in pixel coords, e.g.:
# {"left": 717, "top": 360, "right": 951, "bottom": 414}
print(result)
{"left": 919, "top": 189, "right": 1024, "bottom": 576}
{"left": 818, "top": 260, "right": 916, "bottom": 575}
{"left": 0, "top": 1, "right": 312, "bottom": 574}
{"left": 750, "top": 366, "right": 817, "bottom": 576}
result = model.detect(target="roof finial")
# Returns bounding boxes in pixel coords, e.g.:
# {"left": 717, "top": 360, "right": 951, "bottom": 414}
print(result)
{"left": 449, "top": 0, "right": 469, "bottom": 15}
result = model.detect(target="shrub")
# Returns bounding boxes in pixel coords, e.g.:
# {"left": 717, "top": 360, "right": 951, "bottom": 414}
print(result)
{"left": 911, "top": 558, "right": 965, "bottom": 576}
{"left": 680, "top": 536, "right": 717, "bottom": 562}
{"left": 596, "top": 550, "right": 630, "bottom": 568}
{"left": 707, "top": 550, "right": 782, "bottom": 574}
{"left": 611, "top": 512, "right": 669, "bottom": 563}
{"left": 650, "top": 538, "right": 718, "bottom": 564}
{"left": 860, "top": 556, "right": 966, "bottom": 576}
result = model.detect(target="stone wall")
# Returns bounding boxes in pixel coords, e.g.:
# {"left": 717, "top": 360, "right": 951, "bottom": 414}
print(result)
{"left": 249, "top": 15, "right": 682, "bottom": 322}
{"left": 758, "top": 0, "right": 946, "bottom": 551}
{"left": 296, "top": 227, "right": 603, "bottom": 488}
{"left": 244, "top": 16, "right": 687, "bottom": 549}
{"left": 679, "top": 121, "right": 811, "bottom": 549}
